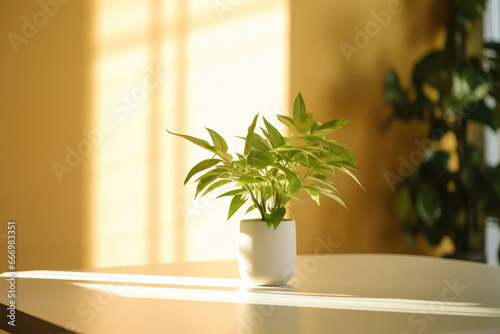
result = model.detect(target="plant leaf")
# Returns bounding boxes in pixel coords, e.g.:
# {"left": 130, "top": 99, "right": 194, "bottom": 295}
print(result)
{"left": 338, "top": 166, "right": 365, "bottom": 191}
{"left": 453, "top": 0, "right": 486, "bottom": 20}
{"left": 295, "top": 113, "right": 314, "bottom": 133}
{"left": 293, "top": 92, "right": 306, "bottom": 120}
{"left": 326, "top": 143, "right": 357, "bottom": 165}
{"left": 202, "top": 179, "right": 234, "bottom": 197}
{"left": 310, "top": 121, "right": 321, "bottom": 133}
{"left": 299, "top": 134, "right": 336, "bottom": 149}
{"left": 384, "top": 70, "right": 407, "bottom": 105}
{"left": 303, "top": 184, "right": 346, "bottom": 209}
{"left": 452, "top": 68, "right": 490, "bottom": 107}
{"left": 306, "top": 174, "right": 339, "bottom": 193}
{"left": 411, "top": 51, "right": 448, "bottom": 90}
{"left": 236, "top": 174, "right": 264, "bottom": 186}
{"left": 328, "top": 160, "right": 361, "bottom": 171}
{"left": 247, "top": 150, "right": 275, "bottom": 169}
{"left": 215, "top": 150, "right": 233, "bottom": 163}
{"left": 304, "top": 186, "right": 320, "bottom": 205}
{"left": 277, "top": 114, "right": 297, "bottom": 134}
{"left": 194, "top": 166, "right": 233, "bottom": 182}
{"left": 286, "top": 194, "right": 306, "bottom": 204}
{"left": 248, "top": 133, "right": 272, "bottom": 152}
{"left": 227, "top": 195, "right": 247, "bottom": 220}
{"left": 184, "top": 159, "right": 221, "bottom": 185}
{"left": 287, "top": 174, "right": 302, "bottom": 196}
{"left": 416, "top": 184, "right": 442, "bottom": 227}
{"left": 264, "top": 207, "right": 286, "bottom": 230}
{"left": 276, "top": 145, "right": 326, "bottom": 161}
{"left": 166, "top": 129, "right": 215, "bottom": 152}
{"left": 272, "top": 163, "right": 301, "bottom": 195}
{"left": 206, "top": 128, "right": 228, "bottom": 152}
{"left": 263, "top": 117, "right": 286, "bottom": 148}
{"left": 469, "top": 100, "right": 498, "bottom": 131}
{"left": 395, "top": 186, "right": 418, "bottom": 229}
{"left": 317, "top": 119, "right": 351, "bottom": 131}
{"left": 195, "top": 172, "right": 222, "bottom": 198}
{"left": 245, "top": 205, "right": 256, "bottom": 214}
{"left": 217, "top": 188, "right": 246, "bottom": 198}
{"left": 244, "top": 114, "right": 259, "bottom": 155}
{"left": 315, "top": 186, "right": 347, "bottom": 209}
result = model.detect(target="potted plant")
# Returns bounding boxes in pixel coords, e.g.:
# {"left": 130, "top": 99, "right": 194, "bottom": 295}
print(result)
{"left": 168, "top": 93, "right": 363, "bottom": 285}
{"left": 383, "top": 0, "right": 500, "bottom": 261}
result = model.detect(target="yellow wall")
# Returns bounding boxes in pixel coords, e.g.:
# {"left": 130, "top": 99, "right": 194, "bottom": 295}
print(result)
{"left": 0, "top": 0, "right": 93, "bottom": 271}
{"left": 0, "top": 0, "right": 453, "bottom": 272}
{"left": 289, "top": 0, "right": 450, "bottom": 255}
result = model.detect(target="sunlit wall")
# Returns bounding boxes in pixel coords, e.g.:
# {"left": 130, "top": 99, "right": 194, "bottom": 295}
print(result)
{"left": 0, "top": 0, "right": 93, "bottom": 272}
{"left": 1, "top": 0, "right": 478, "bottom": 273}
{"left": 92, "top": 0, "right": 289, "bottom": 267}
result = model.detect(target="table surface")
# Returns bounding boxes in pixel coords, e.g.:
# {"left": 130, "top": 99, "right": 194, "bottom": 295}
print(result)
{"left": 1, "top": 254, "right": 500, "bottom": 334}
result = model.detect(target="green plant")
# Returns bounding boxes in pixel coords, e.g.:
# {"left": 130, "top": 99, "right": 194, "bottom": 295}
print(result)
{"left": 167, "top": 93, "right": 363, "bottom": 229}
{"left": 383, "top": 0, "right": 500, "bottom": 256}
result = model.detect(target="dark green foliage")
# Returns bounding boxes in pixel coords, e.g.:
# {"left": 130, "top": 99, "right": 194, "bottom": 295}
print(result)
{"left": 383, "top": 0, "right": 500, "bottom": 255}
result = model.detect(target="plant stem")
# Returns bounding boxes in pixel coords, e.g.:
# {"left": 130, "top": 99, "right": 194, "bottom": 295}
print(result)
{"left": 245, "top": 185, "right": 265, "bottom": 220}
{"left": 261, "top": 190, "right": 266, "bottom": 215}
{"left": 226, "top": 160, "right": 265, "bottom": 220}
{"left": 454, "top": 121, "right": 477, "bottom": 253}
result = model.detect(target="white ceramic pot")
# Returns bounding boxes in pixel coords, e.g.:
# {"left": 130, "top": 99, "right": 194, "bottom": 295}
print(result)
{"left": 238, "top": 219, "right": 296, "bottom": 285}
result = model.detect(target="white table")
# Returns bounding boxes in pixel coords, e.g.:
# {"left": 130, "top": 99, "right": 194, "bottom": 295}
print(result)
{"left": 1, "top": 254, "right": 500, "bottom": 333}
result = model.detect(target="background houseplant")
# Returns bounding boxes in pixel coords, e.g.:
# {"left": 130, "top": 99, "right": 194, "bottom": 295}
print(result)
{"left": 168, "top": 92, "right": 364, "bottom": 229}
{"left": 383, "top": 0, "right": 500, "bottom": 259}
